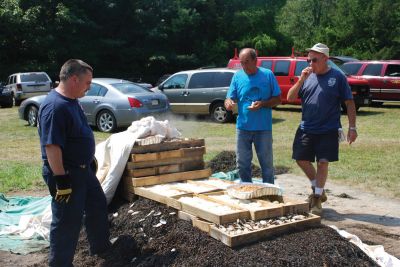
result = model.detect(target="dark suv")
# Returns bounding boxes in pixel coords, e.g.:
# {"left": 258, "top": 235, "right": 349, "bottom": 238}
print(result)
{"left": 341, "top": 60, "right": 400, "bottom": 104}
{"left": 227, "top": 55, "right": 372, "bottom": 111}
{"left": 0, "top": 82, "right": 13, "bottom": 108}
{"left": 152, "top": 68, "right": 237, "bottom": 123}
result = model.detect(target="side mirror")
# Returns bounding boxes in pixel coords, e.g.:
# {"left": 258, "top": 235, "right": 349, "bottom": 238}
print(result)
{"left": 158, "top": 84, "right": 164, "bottom": 91}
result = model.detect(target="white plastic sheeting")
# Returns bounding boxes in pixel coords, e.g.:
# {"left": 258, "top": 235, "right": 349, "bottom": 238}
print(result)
{"left": 330, "top": 225, "right": 400, "bottom": 267}
{"left": 95, "top": 116, "right": 181, "bottom": 204}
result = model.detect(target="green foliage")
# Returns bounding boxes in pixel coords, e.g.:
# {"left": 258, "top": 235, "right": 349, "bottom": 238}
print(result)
{"left": 0, "top": 0, "right": 399, "bottom": 82}
{"left": 277, "top": 0, "right": 400, "bottom": 59}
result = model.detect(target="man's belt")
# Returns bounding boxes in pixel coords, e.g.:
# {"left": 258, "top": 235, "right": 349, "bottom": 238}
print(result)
{"left": 43, "top": 160, "right": 88, "bottom": 169}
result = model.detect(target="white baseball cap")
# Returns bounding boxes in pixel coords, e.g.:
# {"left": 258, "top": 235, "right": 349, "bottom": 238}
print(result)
{"left": 307, "top": 43, "right": 329, "bottom": 57}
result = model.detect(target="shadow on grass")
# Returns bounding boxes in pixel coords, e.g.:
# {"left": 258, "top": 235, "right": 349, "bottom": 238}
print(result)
{"left": 323, "top": 208, "right": 400, "bottom": 227}
{"left": 354, "top": 110, "right": 385, "bottom": 116}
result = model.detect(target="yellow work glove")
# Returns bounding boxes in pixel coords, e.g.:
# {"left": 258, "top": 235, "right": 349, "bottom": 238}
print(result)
{"left": 54, "top": 173, "right": 72, "bottom": 203}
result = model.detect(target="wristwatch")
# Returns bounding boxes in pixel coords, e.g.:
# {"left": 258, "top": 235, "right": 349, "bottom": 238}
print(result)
{"left": 349, "top": 127, "right": 357, "bottom": 132}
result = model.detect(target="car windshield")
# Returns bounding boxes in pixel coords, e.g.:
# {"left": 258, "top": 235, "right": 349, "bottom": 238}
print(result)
{"left": 111, "top": 82, "right": 151, "bottom": 94}
{"left": 327, "top": 60, "right": 347, "bottom": 75}
{"left": 20, "top": 73, "right": 49, "bottom": 83}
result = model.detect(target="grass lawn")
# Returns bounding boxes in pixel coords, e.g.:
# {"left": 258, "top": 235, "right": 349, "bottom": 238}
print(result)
{"left": 1, "top": 103, "right": 399, "bottom": 198}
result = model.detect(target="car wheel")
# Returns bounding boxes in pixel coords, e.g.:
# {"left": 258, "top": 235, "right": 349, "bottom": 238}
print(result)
{"left": 27, "top": 105, "right": 39, "bottom": 126}
{"left": 96, "top": 110, "right": 117, "bottom": 133}
{"left": 13, "top": 96, "right": 21, "bottom": 106}
{"left": 1, "top": 98, "right": 13, "bottom": 108}
{"left": 211, "top": 102, "right": 232, "bottom": 123}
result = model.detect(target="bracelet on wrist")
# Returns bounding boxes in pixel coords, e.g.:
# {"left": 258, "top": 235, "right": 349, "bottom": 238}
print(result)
{"left": 349, "top": 127, "right": 357, "bottom": 131}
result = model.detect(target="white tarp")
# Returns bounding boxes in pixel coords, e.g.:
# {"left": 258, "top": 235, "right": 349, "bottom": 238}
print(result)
{"left": 95, "top": 116, "right": 181, "bottom": 204}
{"left": 330, "top": 225, "right": 400, "bottom": 267}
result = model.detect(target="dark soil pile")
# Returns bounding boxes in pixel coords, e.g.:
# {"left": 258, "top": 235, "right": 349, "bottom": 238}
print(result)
{"left": 34, "top": 197, "right": 378, "bottom": 267}
{"left": 207, "top": 150, "right": 290, "bottom": 177}
{"left": 32, "top": 152, "right": 378, "bottom": 266}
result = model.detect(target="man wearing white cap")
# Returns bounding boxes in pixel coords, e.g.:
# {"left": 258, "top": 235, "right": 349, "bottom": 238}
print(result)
{"left": 287, "top": 43, "right": 358, "bottom": 215}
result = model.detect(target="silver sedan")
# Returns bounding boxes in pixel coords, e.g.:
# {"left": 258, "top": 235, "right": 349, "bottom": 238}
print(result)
{"left": 18, "top": 78, "right": 170, "bottom": 132}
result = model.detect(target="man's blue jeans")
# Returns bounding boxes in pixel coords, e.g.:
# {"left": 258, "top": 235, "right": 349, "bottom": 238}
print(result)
{"left": 236, "top": 129, "right": 274, "bottom": 184}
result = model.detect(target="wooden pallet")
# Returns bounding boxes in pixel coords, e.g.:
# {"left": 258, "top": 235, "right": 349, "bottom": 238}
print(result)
{"left": 201, "top": 192, "right": 283, "bottom": 220}
{"left": 126, "top": 155, "right": 204, "bottom": 169}
{"left": 131, "top": 138, "right": 205, "bottom": 154}
{"left": 179, "top": 195, "right": 250, "bottom": 225}
{"left": 134, "top": 185, "right": 192, "bottom": 206}
{"left": 124, "top": 161, "right": 205, "bottom": 178}
{"left": 177, "top": 211, "right": 213, "bottom": 233}
{"left": 209, "top": 213, "right": 321, "bottom": 247}
{"left": 127, "top": 168, "right": 212, "bottom": 187}
{"left": 130, "top": 146, "right": 205, "bottom": 162}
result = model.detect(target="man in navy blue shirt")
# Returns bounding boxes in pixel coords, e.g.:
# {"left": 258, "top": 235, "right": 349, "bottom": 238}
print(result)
{"left": 225, "top": 48, "right": 281, "bottom": 184}
{"left": 287, "top": 43, "right": 358, "bottom": 215}
{"left": 38, "top": 59, "right": 110, "bottom": 266}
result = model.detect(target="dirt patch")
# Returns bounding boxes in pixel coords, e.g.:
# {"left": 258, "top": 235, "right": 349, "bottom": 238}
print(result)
{"left": 30, "top": 197, "right": 378, "bottom": 267}
{"left": 207, "top": 150, "right": 290, "bottom": 177}
{"left": 2, "top": 153, "right": 399, "bottom": 266}
{"left": 336, "top": 193, "right": 356, "bottom": 199}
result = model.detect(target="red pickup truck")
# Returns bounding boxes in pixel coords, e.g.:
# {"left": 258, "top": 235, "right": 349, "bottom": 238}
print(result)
{"left": 341, "top": 60, "right": 400, "bottom": 105}
{"left": 227, "top": 52, "right": 372, "bottom": 111}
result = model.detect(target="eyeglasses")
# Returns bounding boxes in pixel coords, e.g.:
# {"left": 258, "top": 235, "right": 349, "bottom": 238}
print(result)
{"left": 307, "top": 58, "right": 319, "bottom": 63}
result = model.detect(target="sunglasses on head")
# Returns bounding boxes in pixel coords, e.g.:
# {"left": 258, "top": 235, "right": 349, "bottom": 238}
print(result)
{"left": 307, "top": 58, "right": 319, "bottom": 63}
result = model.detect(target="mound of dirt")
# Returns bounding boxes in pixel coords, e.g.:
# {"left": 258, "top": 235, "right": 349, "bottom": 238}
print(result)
{"left": 207, "top": 150, "right": 290, "bottom": 177}
{"left": 33, "top": 197, "right": 378, "bottom": 267}
{"left": 29, "top": 152, "right": 380, "bottom": 266}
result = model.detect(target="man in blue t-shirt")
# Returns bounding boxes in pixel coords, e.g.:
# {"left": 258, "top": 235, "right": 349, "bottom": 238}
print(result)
{"left": 38, "top": 59, "right": 110, "bottom": 267}
{"left": 287, "top": 43, "right": 358, "bottom": 215}
{"left": 225, "top": 48, "right": 281, "bottom": 184}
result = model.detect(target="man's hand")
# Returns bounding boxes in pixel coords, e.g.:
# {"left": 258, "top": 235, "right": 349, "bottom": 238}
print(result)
{"left": 247, "top": 101, "right": 262, "bottom": 111}
{"left": 300, "top": 67, "right": 313, "bottom": 82}
{"left": 347, "top": 128, "right": 358, "bottom": 144}
{"left": 54, "top": 173, "right": 72, "bottom": 203}
{"left": 224, "top": 98, "right": 235, "bottom": 111}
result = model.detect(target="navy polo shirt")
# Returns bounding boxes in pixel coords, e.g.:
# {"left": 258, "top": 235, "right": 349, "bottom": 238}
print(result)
{"left": 299, "top": 68, "right": 353, "bottom": 134}
{"left": 38, "top": 90, "right": 95, "bottom": 166}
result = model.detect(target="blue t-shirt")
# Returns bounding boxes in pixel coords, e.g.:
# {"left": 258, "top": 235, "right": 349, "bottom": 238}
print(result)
{"left": 299, "top": 68, "right": 353, "bottom": 134}
{"left": 227, "top": 68, "right": 281, "bottom": 131}
{"left": 38, "top": 90, "right": 95, "bottom": 166}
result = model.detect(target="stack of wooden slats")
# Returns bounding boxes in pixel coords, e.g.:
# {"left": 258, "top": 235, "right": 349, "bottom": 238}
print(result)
{"left": 120, "top": 138, "right": 211, "bottom": 201}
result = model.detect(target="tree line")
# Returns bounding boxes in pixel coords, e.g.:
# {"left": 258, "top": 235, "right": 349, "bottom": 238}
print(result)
{"left": 0, "top": 0, "right": 399, "bottom": 84}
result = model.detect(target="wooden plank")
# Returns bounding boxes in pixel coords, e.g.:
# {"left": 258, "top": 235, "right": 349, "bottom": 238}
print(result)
{"left": 178, "top": 210, "right": 196, "bottom": 221}
{"left": 168, "top": 182, "right": 221, "bottom": 194}
{"left": 130, "top": 168, "right": 212, "bottom": 187}
{"left": 130, "top": 147, "right": 205, "bottom": 163}
{"left": 209, "top": 214, "right": 321, "bottom": 247}
{"left": 192, "top": 217, "right": 213, "bottom": 233}
{"left": 131, "top": 149, "right": 182, "bottom": 162}
{"left": 201, "top": 191, "right": 283, "bottom": 220}
{"left": 121, "top": 175, "right": 135, "bottom": 192}
{"left": 133, "top": 187, "right": 168, "bottom": 205}
{"left": 125, "top": 164, "right": 181, "bottom": 177}
{"left": 118, "top": 179, "right": 136, "bottom": 202}
{"left": 166, "top": 194, "right": 188, "bottom": 210}
{"left": 126, "top": 155, "right": 204, "bottom": 169}
{"left": 180, "top": 201, "right": 249, "bottom": 225}
{"left": 180, "top": 161, "right": 205, "bottom": 172}
{"left": 131, "top": 138, "right": 205, "bottom": 154}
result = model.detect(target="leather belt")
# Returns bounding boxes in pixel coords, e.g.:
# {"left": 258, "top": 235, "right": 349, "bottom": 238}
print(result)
{"left": 44, "top": 160, "right": 88, "bottom": 169}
